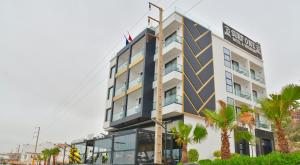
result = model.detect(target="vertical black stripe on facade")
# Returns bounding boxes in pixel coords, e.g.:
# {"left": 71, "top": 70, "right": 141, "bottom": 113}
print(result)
{"left": 183, "top": 16, "right": 216, "bottom": 115}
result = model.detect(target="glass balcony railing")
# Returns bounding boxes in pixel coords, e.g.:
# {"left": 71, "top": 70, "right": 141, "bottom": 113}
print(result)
{"left": 153, "top": 95, "right": 182, "bottom": 110}
{"left": 256, "top": 121, "right": 270, "bottom": 129}
{"left": 112, "top": 110, "right": 124, "bottom": 121}
{"left": 115, "top": 85, "right": 126, "bottom": 96}
{"left": 117, "top": 61, "right": 128, "bottom": 72}
{"left": 251, "top": 74, "right": 265, "bottom": 84}
{"left": 128, "top": 77, "right": 142, "bottom": 88}
{"left": 154, "top": 64, "right": 182, "bottom": 80}
{"left": 165, "top": 35, "right": 182, "bottom": 47}
{"left": 126, "top": 104, "right": 142, "bottom": 117}
{"left": 233, "top": 65, "right": 249, "bottom": 77}
{"left": 155, "top": 35, "right": 182, "bottom": 54}
{"left": 235, "top": 90, "right": 252, "bottom": 100}
{"left": 130, "top": 49, "right": 145, "bottom": 63}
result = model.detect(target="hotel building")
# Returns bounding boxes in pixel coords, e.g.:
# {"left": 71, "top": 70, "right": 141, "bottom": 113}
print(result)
{"left": 72, "top": 12, "right": 274, "bottom": 165}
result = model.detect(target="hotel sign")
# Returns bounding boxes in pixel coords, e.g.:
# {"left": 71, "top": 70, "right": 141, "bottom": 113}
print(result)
{"left": 223, "top": 23, "right": 262, "bottom": 59}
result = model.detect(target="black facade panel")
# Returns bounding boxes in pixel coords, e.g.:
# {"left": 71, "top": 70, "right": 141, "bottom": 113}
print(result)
{"left": 184, "top": 95, "right": 198, "bottom": 115}
{"left": 184, "top": 62, "right": 202, "bottom": 90}
{"left": 183, "top": 17, "right": 216, "bottom": 116}
{"left": 197, "top": 47, "right": 213, "bottom": 66}
{"left": 183, "top": 46, "right": 201, "bottom": 71}
{"left": 195, "top": 24, "right": 208, "bottom": 36}
{"left": 184, "top": 77, "right": 203, "bottom": 109}
{"left": 198, "top": 62, "right": 214, "bottom": 83}
{"left": 196, "top": 32, "right": 212, "bottom": 49}
{"left": 198, "top": 78, "right": 214, "bottom": 102}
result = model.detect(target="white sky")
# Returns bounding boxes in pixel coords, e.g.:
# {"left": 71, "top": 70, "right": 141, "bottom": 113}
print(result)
{"left": 0, "top": 0, "right": 299, "bottom": 153}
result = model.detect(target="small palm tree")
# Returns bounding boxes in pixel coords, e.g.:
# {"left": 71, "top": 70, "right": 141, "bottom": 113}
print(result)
{"left": 259, "top": 84, "right": 300, "bottom": 153}
{"left": 170, "top": 121, "right": 207, "bottom": 163}
{"left": 36, "top": 154, "right": 43, "bottom": 165}
{"left": 41, "top": 149, "right": 51, "bottom": 165}
{"left": 203, "top": 100, "right": 253, "bottom": 160}
{"left": 50, "top": 147, "right": 61, "bottom": 165}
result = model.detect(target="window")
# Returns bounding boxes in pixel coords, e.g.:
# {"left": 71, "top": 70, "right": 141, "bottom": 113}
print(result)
{"left": 252, "top": 90, "right": 258, "bottom": 101}
{"left": 250, "top": 69, "right": 255, "bottom": 79}
{"left": 234, "top": 83, "right": 241, "bottom": 96}
{"left": 105, "top": 109, "right": 111, "bottom": 122}
{"left": 109, "top": 66, "right": 116, "bottom": 78}
{"left": 165, "top": 59, "right": 177, "bottom": 75}
{"left": 225, "top": 71, "right": 233, "bottom": 93}
{"left": 223, "top": 47, "right": 231, "bottom": 68}
{"left": 113, "top": 134, "right": 136, "bottom": 164}
{"left": 107, "top": 87, "right": 113, "bottom": 100}
{"left": 232, "top": 60, "right": 239, "bottom": 70}
{"left": 165, "top": 31, "right": 177, "bottom": 46}
{"left": 164, "top": 87, "right": 177, "bottom": 105}
{"left": 227, "top": 97, "right": 234, "bottom": 106}
{"left": 236, "top": 106, "right": 242, "bottom": 116}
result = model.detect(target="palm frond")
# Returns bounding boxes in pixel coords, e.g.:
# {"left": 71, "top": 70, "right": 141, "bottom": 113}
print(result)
{"left": 193, "top": 124, "right": 207, "bottom": 143}
{"left": 234, "top": 130, "right": 253, "bottom": 142}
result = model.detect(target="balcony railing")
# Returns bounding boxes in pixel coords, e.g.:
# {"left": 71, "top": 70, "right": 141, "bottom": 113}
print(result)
{"left": 130, "top": 49, "right": 144, "bottom": 63}
{"left": 115, "top": 85, "right": 126, "bottom": 96}
{"left": 235, "top": 89, "right": 251, "bottom": 100}
{"left": 117, "top": 61, "right": 128, "bottom": 72}
{"left": 256, "top": 121, "right": 270, "bottom": 129}
{"left": 165, "top": 35, "right": 182, "bottom": 47}
{"left": 155, "top": 35, "right": 182, "bottom": 54}
{"left": 154, "top": 64, "right": 182, "bottom": 80}
{"left": 153, "top": 95, "right": 182, "bottom": 110}
{"left": 251, "top": 74, "right": 265, "bottom": 84}
{"left": 112, "top": 110, "right": 124, "bottom": 121}
{"left": 233, "top": 65, "right": 249, "bottom": 77}
{"left": 127, "top": 104, "right": 142, "bottom": 117}
{"left": 128, "top": 76, "right": 142, "bottom": 89}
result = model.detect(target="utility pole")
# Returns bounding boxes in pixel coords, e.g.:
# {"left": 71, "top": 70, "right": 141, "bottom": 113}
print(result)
{"left": 148, "top": 2, "right": 164, "bottom": 164}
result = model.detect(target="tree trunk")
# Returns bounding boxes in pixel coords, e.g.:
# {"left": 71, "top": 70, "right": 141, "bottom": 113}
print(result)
{"left": 53, "top": 156, "right": 56, "bottom": 165}
{"left": 181, "top": 143, "right": 188, "bottom": 163}
{"left": 275, "top": 120, "right": 290, "bottom": 153}
{"left": 221, "top": 129, "right": 231, "bottom": 159}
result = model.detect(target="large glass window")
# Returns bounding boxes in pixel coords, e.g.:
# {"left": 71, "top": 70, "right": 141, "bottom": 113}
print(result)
{"left": 225, "top": 71, "right": 233, "bottom": 93}
{"left": 93, "top": 138, "right": 112, "bottom": 165}
{"left": 113, "top": 133, "right": 136, "bottom": 164}
{"left": 227, "top": 97, "right": 234, "bottom": 106}
{"left": 223, "top": 47, "right": 231, "bottom": 68}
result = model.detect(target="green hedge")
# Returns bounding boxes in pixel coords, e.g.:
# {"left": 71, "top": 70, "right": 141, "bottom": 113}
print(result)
{"left": 199, "top": 152, "right": 300, "bottom": 165}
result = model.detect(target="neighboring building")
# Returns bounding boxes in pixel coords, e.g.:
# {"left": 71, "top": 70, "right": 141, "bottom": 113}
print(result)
{"left": 72, "top": 12, "right": 274, "bottom": 165}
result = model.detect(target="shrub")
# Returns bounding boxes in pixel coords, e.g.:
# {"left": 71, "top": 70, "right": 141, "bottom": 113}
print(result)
{"left": 213, "top": 150, "right": 221, "bottom": 158}
{"left": 197, "top": 152, "right": 300, "bottom": 165}
{"left": 198, "top": 159, "right": 212, "bottom": 164}
{"left": 188, "top": 149, "right": 199, "bottom": 162}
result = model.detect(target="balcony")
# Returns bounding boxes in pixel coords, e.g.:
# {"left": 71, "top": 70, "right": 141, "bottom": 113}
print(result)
{"left": 233, "top": 65, "right": 249, "bottom": 77}
{"left": 114, "top": 85, "right": 126, "bottom": 99}
{"left": 127, "top": 104, "right": 142, "bottom": 117}
{"left": 116, "top": 62, "right": 128, "bottom": 77}
{"left": 256, "top": 120, "right": 271, "bottom": 130}
{"left": 130, "top": 49, "right": 144, "bottom": 65}
{"left": 152, "top": 95, "right": 182, "bottom": 118}
{"left": 235, "top": 89, "right": 251, "bottom": 100}
{"left": 155, "top": 64, "right": 182, "bottom": 80}
{"left": 128, "top": 77, "right": 142, "bottom": 89}
{"left": 251, "top": 74, "right": 265, "bottom": 84}
{"left": 153, "top": 64, "right": 182, "bottom": 89}
{"left": 154, "top": 35, "right": 182, "bottom": 61}
{"left": 112, "top": 110, "right": 125, "bottom": 121}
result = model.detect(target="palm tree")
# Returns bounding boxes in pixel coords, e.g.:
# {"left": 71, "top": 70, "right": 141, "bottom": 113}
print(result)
{"left": 50, "top": 147, "right": 61, "bottom": 165}
{"left": 41, "top": 149, "right": 51, "bottom": 165}
{"left": 259, "top": 84, "right": 300, "bottom": 153}
{"left": 36, "top": 154, "right": 43, "bottom": 165}
{"left": 170, "top": 121, "right": 207, "bottom": 163}
{"left": 203, "top": 100, "right": 253, "bottom": 160}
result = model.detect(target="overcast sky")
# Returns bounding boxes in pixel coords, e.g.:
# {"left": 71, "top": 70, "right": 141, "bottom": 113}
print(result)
{"left": 0, "top": 0, "right": 299, "bottom": 153}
